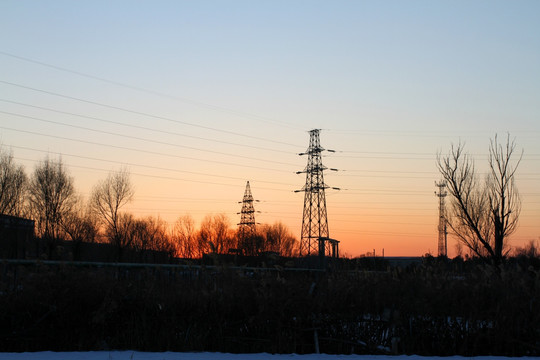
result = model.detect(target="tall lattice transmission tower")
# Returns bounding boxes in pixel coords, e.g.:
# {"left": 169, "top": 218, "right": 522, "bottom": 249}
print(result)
{"left": 237, "top": 181, "right": 257, "bottom": 254}
{"left": 295, "top": 129, "right": 339, "bottom": 256}
{"left": 435, "top": 180, "right": 448, "bottom": 257}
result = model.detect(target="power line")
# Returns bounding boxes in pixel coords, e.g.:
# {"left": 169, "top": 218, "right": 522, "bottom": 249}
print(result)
{"left": 344, "top": 169, "right": 540, "bottom": 176}
{"left": 339, "top": 150, "right": 440, "bottom": 156}
{"left": 325, "top": 128, "right": 540, "bottom": 138}
{"left": 329, "top": 154, "right": 436, "bottom": 160}
{"left": 12, "top": 156, "right": 294, "bottom": 193}
{"left": 346, "top": 188, "right": 430, "bottom": 194}
{"left": 328, "top": 172, "right": 540, "bottom": 180}
{"left": 11, "top": 150, "right": 540, "bottom": 207}
{"left": 337, "top": 173, "right": 437, "bottom": 179}
{"left": 7, "top": 142, "right": 288, "bottom": 174}
{"left": 343, "top": 190, "right": 540, "bottom": 196}
{"left": 0, "top": 98, "right": 295, "bottom": 155}
{"left": 327, "top": 148, "right": 540, "bottom": 159}
{"left": 0, "top": 125, "right": 299, "bottom": 168}
{"left": 8, "top": 145, "right": 293, "bottom": 187}
{"left": 0, "top": 79, "right": 301, "bottom": 148}
{"left": 9, "top": 129, "right": 537, "bottom": 200}
{"left": 127, "top": 208, "right": 436, "bottom": 227}
{"left": 13, "top": 106, "right": 540, "bottom": 176}
{"left": 2, "top": 130, "right": 292, "bottom": 173}
{"left": 331, "top": 229, "right": 435, "bottom": 238}
{"left": 0, "top": 50, "right": 305, "bottom": 131}
{"left": 345, "top": 169, "right": 437, "bottom": 174}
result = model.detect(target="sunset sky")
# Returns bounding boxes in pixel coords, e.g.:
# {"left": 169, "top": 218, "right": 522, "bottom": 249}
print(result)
{"left": 1, "top": 1, "right": 539, "bottom": 257}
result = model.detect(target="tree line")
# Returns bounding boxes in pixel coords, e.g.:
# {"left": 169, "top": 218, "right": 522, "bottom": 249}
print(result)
{"left": 2, "top": 133, "right": 531, "bottom": 264}
{"left": 0, "top": 147, "right": 298, "bottom": 260}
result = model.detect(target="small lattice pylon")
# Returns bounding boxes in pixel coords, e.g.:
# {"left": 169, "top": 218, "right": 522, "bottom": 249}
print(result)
{"left": 237, "top": 181, "right": 259, "bottom": 255}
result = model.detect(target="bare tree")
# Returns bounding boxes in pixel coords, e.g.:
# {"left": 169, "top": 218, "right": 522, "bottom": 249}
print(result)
{"left": 59, "top": 195, "right": 98, "bottom": 260}
{"left": 133, "top": 216, "right": 173, "bottom": 255}
{"left": 147, "top": 216, "right": 175, "bottom": 256}
{"left": 0, "top": 147, "right": 27, "bottom": 216}
{"left": 197, "top": 214, "right": 234, "bottom": 255}
{"left": 61, "top": 195, "right": 99, "bottom": 243}
{"left": 28, "top": 156, "right": 75, "bottom": 243}
{"left": 90, "top": 169, "right": 134, "bottom": 250}
{"left": 514, "top": 239, "right": 539, "bottom": 258}
{"left": 437, "top": 134, "right": 522, "bottom": 263}
{"left": 131, "top": 217, "right": 151, "bottom": 253}
{"left": 263, "top": 221, "right": 299, "bottom": 256}
{"left": 172, "top": 215, "right": 197, "bottom": 258}
{"left": 111, "top": 212, "right": 137, "bottom": 251}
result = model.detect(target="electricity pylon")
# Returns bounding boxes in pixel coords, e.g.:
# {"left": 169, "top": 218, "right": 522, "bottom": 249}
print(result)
{"left": 435, "top": 180, "right": 448, "bottom": 257}
{"left": 237, "top": 181, "right": 258, "bottom": 254}
{"left": 295, "top": 129, "right": 339, "bottom": 256}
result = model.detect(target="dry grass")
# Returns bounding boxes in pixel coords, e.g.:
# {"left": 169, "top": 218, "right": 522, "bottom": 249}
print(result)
{"left": 0, "top": 257, "right": 538, "bottom": 355}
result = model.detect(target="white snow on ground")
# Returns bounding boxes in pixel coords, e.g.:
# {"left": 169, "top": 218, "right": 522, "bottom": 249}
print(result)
{"left": 0, "top": 353, "right": 535, "bottom": 360}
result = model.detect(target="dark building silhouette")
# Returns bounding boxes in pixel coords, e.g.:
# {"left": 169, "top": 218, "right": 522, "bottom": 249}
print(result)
{"left": 0, "top": 214, "right": 35, "bottom": 259}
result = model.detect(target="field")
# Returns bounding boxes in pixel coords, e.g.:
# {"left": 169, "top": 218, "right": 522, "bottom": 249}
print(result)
{"left": 0, "top": 257, "right": 539, "bottom": 357}
{"left": 0, "top": 352, "right": 537, "bottom": 360}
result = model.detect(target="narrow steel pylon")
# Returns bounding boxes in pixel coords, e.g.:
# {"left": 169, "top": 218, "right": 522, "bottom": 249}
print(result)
{"left": 238, "top": 181, "right": 256, "bottom": 236}
{"left": 435, "top": 180, "right": 448, "bottom": 257}
{"left": 237, "top": 181, "right": 257, "bottom": 254}
{"left": 296, "top": 129, "right": 338, "bottom": 256}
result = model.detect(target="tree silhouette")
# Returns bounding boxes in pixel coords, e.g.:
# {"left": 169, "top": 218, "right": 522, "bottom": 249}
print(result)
{"left": 172, "top": 215, "right": 197, "bottom": 258}
{"left": 438, "top": 134, "right": 522, "bottom": 263}
{"left": 60, "top": 196, "right": 99, "bottom": 259}
{"left": 28, "top": 156, "right": 75, "bottom": 248}
{"left": 0, "top": 146, "right": 27, "bottom": 216}
{"left": 90, "top": 169, "right": 134, "bottom": 259}
{"left": 197, "top": 214, "right": 234, "bottom": 255}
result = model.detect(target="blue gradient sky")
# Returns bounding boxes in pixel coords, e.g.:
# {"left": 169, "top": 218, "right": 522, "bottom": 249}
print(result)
{"left": 1, "top": 1, "right": 539, "bottom": 256}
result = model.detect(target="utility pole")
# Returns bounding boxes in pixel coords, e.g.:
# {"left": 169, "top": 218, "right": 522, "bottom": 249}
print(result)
{"left": 237, "top": 181, "right": 258, "bottom": 255}
{"left": 295, "top": 129, "right": 339, "bottom": 257}
{"left": 435, "top": 180, "right": 448, "bottom": 257}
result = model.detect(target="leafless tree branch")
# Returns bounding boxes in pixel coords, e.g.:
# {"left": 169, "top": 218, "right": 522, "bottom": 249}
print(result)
{"left": 437, "top": 134, "right": 521, "bottom": 263}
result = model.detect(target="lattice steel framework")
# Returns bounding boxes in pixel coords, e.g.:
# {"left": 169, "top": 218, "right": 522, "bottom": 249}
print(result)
{"left": 238, "top": 181, "right": 256, "bottom": 239}
{"left": 435, "top": 180, "right": 448, "bottom": 257}
{"left": 296, "top": 129, "right": 338, "bottom": 256}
